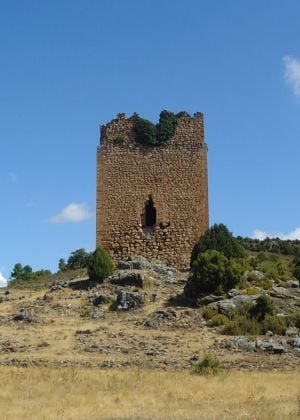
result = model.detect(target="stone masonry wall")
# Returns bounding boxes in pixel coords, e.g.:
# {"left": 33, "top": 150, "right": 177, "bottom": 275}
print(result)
{"left": 96, "top": 112, "right": 209, "bottom": 269}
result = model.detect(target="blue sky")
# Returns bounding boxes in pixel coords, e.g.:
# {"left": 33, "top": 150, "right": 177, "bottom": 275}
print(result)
{"left": 1, "top": 0, "right": 300, "bottom": 285}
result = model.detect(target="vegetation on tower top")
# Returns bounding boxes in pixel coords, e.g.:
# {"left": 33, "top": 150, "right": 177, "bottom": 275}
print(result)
{"left": 133, "top": 110, "right": 189, "bottom": 147}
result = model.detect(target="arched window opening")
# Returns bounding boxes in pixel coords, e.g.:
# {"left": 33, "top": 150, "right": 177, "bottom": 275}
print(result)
{"left": 142, "top": 196, "right": 156, "bottom": 227}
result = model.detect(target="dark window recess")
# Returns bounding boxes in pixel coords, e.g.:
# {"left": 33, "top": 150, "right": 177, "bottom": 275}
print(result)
{"left": 142, "top": 196, "right": 156, "bottom": 227}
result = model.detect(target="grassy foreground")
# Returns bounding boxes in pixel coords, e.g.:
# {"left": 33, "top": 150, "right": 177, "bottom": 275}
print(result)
{"left": 0, "top": 367, "right": 300, "bottom": 419}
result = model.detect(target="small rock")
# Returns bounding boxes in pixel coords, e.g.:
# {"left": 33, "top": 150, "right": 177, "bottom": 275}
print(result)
{"left": 144, "top": 320, "right": 157, "bottom": 329}
{"left": 228, "top": 289, "right": 240, "bottom": 298}
{"left": 12, "top": 309, "right": 33, "bottom": 323}
{"left": 151, "top": 293, "right": 159, "bottom": 302}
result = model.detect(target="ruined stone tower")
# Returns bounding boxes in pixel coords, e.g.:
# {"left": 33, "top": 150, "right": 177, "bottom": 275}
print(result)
{"left": 96, "top": 111, "right": 209, "bottom": 268}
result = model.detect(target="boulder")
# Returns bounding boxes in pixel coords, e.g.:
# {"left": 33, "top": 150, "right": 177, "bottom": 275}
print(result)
{"left": 224, "top": 336, "right": 256, "bottom": 352}
{"left": 228, "top": 289, "right": 240, "bottom": 298}
{"left": 291, "top": 337, "right": 300, "bottom": 348}
{"left": 49, "top": 281, "right": 68, "bottom": 292}
{"left": 207, "top": 299, "right": 236, "bottom": 316}
{"left": 232, "top": 294, "right": 257, "bottom": 306}
{"left": 270, "top": 287, "right": 293, "bottom": 299}
{"left": 285, "top": 327, "right": 299, "bottom": 337}
{"left": 109, "top": 272, "right": 144, "bottom": 288}
{"left": 92, "top": 295, "right": 114, "bottom": 306}
{"left": 118, "top": 257, "right": 178, "bottom": 280}
{"left": 256, "top": 339, "right": 285, "bottom": 354}
{"left": 286, "top": 280, "right": 299, "bottom": 288}
{"left": 116, "top": 291, "right": 145, "bottom": 311}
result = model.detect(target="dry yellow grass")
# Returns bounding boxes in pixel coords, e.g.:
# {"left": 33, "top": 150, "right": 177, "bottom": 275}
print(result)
{"left": 0, "top": 367, "right": 300, "bottom": 419}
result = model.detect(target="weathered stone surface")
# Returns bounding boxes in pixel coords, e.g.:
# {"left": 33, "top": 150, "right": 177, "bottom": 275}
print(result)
{"left": 270, "top": 287, "right": 298, "bottom": 299}
{"left": 207, "top": 299, "right": 236, "bottom": 316}
{"left": 291, "top": 337, "right": 300, "bottom": 348}
{"left": 256, "top": 339, "right": 286, "bottom": 354}
{"left": 12, "top": 309, "right": 33, "bottom": 322}
{"left": 116, "top": 291, "right": 145, "bottom": 311}
{"left": 92, "top": 295, "right": 113, "bottom": 306}
{"left": 49, "top": 281, "right": 68, "bottom": 292}
{"left": 96, "top": 112, "right": 209, "bottom": 269}
{"left": 231, "top": 294, "right": 257, "bottom": 306}
{"left": 224, "top": 336, "right": 256, "bottom": 352}
{"left": 228, "top": 289, "right": 240, "bottom": 298}
{"left": 286, "top": 280, "right": 299, "bottom": 288}
{"left": 285, "top": 327, "right": 299, "bottom": 337}
{"left": 108, "top": 271, "right": 144, "bottom": 288}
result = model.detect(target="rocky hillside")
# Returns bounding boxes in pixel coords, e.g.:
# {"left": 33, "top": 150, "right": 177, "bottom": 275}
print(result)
{"left": 0, "top": 257, "right": 299, "bottom": 372}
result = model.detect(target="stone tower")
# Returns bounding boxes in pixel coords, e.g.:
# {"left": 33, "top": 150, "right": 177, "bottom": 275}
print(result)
{"left": 96, "top": 111, "right": 209, "bottom": 268}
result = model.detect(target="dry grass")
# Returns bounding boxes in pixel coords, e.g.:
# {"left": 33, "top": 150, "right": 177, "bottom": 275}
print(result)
{"left": 0, "top": 367, "right": 300, "bottom": 419}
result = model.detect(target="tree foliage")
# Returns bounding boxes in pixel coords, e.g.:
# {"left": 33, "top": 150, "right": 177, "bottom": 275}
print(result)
{"left": 293, "top": 257, "right": 300, "bottom": 280}
{"left": 134, "top": 110, "right": 181, "bottom": 147}
{"left": 133, "top": 118, "right": 157, "bottom": 146}
{"left": 156, "top": 110, "right": 178, "bottom": 144}
{"left": 67, "top": 248, "right": 91, "bottom": 270}
{"left": 238, "top": 236, "right": 300, "bottom": 257}
{"left": 186, "top": 250, "right": 243, "bottom": 297}
{"left": 10, "top": 263, "right": 51, "bottom": 284}
{"left": 250, "top": 295, "right": 275, "bottom": 321}
{"left": 191, "top": 224, "right": 245, "bottom": 266}
{"left": 87, "top": 247, "right": 114, "bottom": 282}
{"left": 58, "top": 258, "right": 67, "bottom": 272}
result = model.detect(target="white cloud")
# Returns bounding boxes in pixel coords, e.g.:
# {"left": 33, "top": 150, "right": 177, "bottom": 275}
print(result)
{"left": 7, "top": 172, "right": 17, "bottom": 183}
{"left": 283, "top": 55, "right": 300, "bottom": 97}
{"left": 48, "top": 203, "right": 93, "bottom": 224}
{"left": 0, "top": 272, "right": 7, "bottom": 288}
{"left": 252, "top": 227, "right": 300, "bottom": 240}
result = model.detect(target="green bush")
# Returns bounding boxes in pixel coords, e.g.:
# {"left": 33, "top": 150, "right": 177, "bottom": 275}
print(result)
{"left": 210, "top": 313, "right": 230, "bottom": 327}
{"left": 223, "top": 316, "right": 260, "bottom": 336}
{"left": 293, "top": 258, "right": 300, "bottom": 280}
{"left": 250, "top": 295, "right": 275, "bottom": 321}
{"left": 156, "top": 110, "right": 178, "bottom": 144}
{"left": 134, "top": 110, "right": 181, "bottom": 147}
{"left": 134, "top": 117, "right": 157, "bottom": 145}
{"left": 261, "top": 314, "right": 287, "bottom": 335}
{"left": 191, "top": 224, "right": 245, "bottom": 266}
{"left": 87, "top": 247, "right": 114, "bottom": 282}
{"left": 192, "top": 354, "right": 220, "bottom": 375}
{"left": 250, "top": 253, "right": 292, "bottom": 280}
{"left": 201, "top": 307, "right": 218, "bottom": 320}
{"left": 247, "top": 275, "right": 273, "bottom": 290}
{"left": 244, "top": 287, "right": 260, "bottom": 295}
{"left": 287, "top": 312, "right": 300, "bottom": 329}
{"left": 294, "top": 312, "right": 300, "bottom": 328}
{"left": 189, "top": 250, "right": 243, "bottom": 295}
